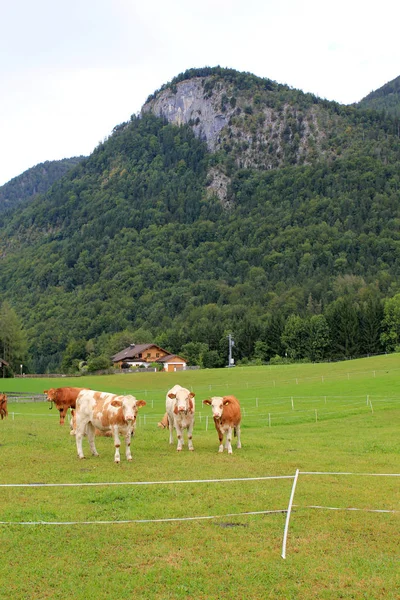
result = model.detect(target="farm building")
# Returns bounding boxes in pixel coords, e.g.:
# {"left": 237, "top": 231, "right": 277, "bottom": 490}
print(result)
{"left": 112, "top": 343, "right": 187, "bottom": 372}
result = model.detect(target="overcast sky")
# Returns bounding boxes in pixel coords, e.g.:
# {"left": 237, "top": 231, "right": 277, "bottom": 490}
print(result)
{"left": 1, "top": 0, "right": 399, "bottom": 186}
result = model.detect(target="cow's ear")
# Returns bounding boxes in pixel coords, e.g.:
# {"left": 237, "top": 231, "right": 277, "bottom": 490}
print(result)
{"left": 189, "top": 392, "right": 195, "bottom": 399}
{"left": 168, "top": 393, "right": 176, "bottom": 399}
{"left": 43, "top": 390, "right": 48, "bottom": 394}
{"left": 136, "top": 400, "right": 146, "bottom": 408}
{"left": 203, "top": 399, "right": 211, "bottom": 405}
{"left": 223, "top": 399, "right": 231, "bottom": 406}
{"left": 111, "top": 400, "right": 122, "bottom": 408}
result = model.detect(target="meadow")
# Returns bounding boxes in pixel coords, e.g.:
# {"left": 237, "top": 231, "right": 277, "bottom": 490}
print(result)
{"left": 0, "top": 355, "right": 399, "bottom": 599}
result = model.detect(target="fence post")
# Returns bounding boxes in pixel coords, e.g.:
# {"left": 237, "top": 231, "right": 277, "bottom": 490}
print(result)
{"left": 291, "top": 397, "right": 294, "bottom": 410}
{"left": 281, "top": 469, "right": 300, "bottom": 559}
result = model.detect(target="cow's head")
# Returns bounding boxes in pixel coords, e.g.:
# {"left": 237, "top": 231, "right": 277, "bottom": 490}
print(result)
{"left": 0, "top": 393, "right": 8, "bottom": 420}
{"left": 111, "top": 396, "right": 146, "bottom": 423}
{"left": 44, "top": 388, "right": 57, "bottom": 408}
{"left": 203, "top": 396, "right": 230, "bottom": 419}
{"left": 169, "top": 390, "right": 195, "bottom": 414}
{"left": 44, "top": 389, "right": 68, "bottom": 424}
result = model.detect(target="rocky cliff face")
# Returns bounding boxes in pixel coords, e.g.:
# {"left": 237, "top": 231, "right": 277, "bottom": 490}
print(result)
{"left": 142, "top": 74, "right": 329, "bottom": 204}
{"left": 142, "top": 78, "right": 228, "bottom": 151}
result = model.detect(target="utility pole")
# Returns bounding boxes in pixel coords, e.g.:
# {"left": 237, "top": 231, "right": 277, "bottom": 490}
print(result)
{"left": 228, "top": 333, "right": 235, "bottom": 367}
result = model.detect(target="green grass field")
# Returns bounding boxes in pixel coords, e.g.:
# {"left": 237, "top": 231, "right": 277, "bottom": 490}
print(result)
{"left": 0, "top": 355, "right": 399, "bottom": 599}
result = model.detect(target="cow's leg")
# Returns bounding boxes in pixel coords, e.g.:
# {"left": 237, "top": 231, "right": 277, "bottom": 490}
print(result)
{"left": 125, "top": 429, "right": 133, "bottom": 461}
{"left": 76, "top": 419, "right": 87, "bottom": 459}
{"left": 236, "top": 424, "right": 241, "bottom": 449}
{"left": 70, "top": 409, "right": 76, "bottom": 436}
{"left": 187, "top": 418, "right": 194, "bottom": 451}
{"left": 168, "top": 417, "right": 174, "bottom": 445}
{"left": 175, "top": 420, "right": 184, "bottom": 451}
{"left": 218, "top": 428, "right": 224, "bottom": 453}
{"left": 112, "top": 426, "right": 122, "bottom": 463}
{"left": 86, "top": 422, "right": 99, "bottom": 457}
{"left": 226, "top": 426, "right": 233, "bottom": 454}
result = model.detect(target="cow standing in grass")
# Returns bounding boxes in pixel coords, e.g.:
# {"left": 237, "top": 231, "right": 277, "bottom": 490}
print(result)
{"left": 0, "top": 393, "right": 8, "bottom": 420}
{"left": 75, "top": 390, "right": 146, "bottom": 463}
{"left": 166, "top": 385, "right": 195, "bottom": 451}
{"left": 44, "top": 387, "right": 89, "bottom": 426}
{"left": 203, "top": 395, "right": 242, "bottom": 454}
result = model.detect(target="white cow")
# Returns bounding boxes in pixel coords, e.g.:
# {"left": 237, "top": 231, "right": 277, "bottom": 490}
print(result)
{"left": 75, "top": 390, "right": 146, "bottom": 463}
{"left": 166, "top": 384, "right": 195, "bottom": 451}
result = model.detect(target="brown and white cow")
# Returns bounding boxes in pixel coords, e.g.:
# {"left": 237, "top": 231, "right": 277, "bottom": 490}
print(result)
{"left": 157, "top": 412, "right": 169, "bottom": 429}
{"left": 44, "top": 387, "right": 89, "bottom": 425}
{"left": 69, "top": 408, "right": 112, "bottom": 437}
{"left": 166, "top": 384, "right": 195, "bottom": 451}
{"left": 75, "top": 390, "right": 146, "bottom": 463}
{"left": 203, "top": 395, "right": 242, "bottom": 454}
{"left": 0, "top": 393, "right": 8, "bottom": 420}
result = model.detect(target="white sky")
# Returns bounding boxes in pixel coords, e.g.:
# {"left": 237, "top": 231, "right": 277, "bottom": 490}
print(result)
{"left": 1, "top": 0, "right": 399, "bottom": 186}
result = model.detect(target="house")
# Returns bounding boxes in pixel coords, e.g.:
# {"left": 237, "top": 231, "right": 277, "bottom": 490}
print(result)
{"left": 112, "top": 343, "right": 187, "bottom": 372}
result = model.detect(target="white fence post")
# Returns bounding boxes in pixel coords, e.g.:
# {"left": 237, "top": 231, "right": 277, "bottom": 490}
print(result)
{"left": 281, "top": 469, "right": 300, "bottom": 559}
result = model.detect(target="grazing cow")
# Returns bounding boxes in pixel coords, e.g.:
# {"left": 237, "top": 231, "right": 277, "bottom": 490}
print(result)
{"left": 0, "top": 393, "right": 8, "bottom": 420}
{"left": 75, "top": 390, "right": 146, "bottom": 463}
{"left": 157, "top": 413, "right": 169, "bottom": 429}
{"left": 166, "top": 384, "right": 195, "bottom": 451}
{"left": 44, "top": 387, "right": 89, "bottom": 425}
{"left": 203, "top": 395, "right": 242, "bottom": 454}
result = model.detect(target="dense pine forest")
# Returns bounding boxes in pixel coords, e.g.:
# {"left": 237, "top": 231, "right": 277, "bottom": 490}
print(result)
{"left": 1, "top": 67, "right": 400, "bottom": 375}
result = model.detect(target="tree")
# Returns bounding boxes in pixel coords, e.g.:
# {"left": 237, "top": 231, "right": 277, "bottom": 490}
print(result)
{"left": 0, "top": 302, "right": 28, "bottom": 376}
{"left": 253, "top": 340, "right": 269, "bottom": 363}
{"left": 308, "top": 315, "right": 331, "bottom": 361}
{"left": 281, "top": 314, "right": 309, "bottom": 360}
{"left": 380, "top": 293, "right": 400, "bottom": 351}
{"left": 181, "top": 341, "right": 208, "bottom": 366}
{"left": 326, "top": 297, "right": 360, "bottom": 358}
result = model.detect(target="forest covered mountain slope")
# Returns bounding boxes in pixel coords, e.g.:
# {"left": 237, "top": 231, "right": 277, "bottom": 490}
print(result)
{"left": 357, "top": 74, "right": 400, "bottom": 118}
{"left": 1, "top": 67, "right": 400, "bottom": 374}
{"left": 0, "top": 156, "right": 85, "bottom": 214}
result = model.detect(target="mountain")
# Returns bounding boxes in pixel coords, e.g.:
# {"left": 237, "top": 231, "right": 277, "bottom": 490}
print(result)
{"left": 0, "top": 156, "right": 86, "bottom": 214}
{"left": 0, "top": 67, "right": 400, "bottom": 374}
{"left": 357, "top": 75, "right": 400, "bottom": 118}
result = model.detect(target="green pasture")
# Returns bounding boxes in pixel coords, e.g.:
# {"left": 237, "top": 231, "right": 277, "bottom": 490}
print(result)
{"left": 0, "top": 355, "right": 399, "bottom": 599}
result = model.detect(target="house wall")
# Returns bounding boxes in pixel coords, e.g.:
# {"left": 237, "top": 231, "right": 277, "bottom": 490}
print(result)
{"left": 164, "top": 361, "right": 186, "bottom": 372}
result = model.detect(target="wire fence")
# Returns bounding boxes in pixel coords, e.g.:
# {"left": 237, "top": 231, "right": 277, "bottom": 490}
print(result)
{"left": 5, "top": 392, "right": 399, "bottom": 428}
{"left": 0, "top": 471, "right": 398, "bottom": 560}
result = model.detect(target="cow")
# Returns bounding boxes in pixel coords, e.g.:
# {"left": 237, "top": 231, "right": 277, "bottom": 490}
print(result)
{"left": 0, "top": 393, "right": 8, "bottom": 420}
{"left": 157, "top": 413, "right": 169, "bottom": 429}
{"left": 75, "top": 390, "right": 146, "bottom": 463}
{"left": 69, "top": 408, "right": 112, "bottom": 437}
{"left": 44, "top": 387, "right": 89, "bottom": 426}
{"left": 166, "top": 384, "right": 195, "bottom": 451}
{"left": 203, "top": 395, "right": 242, "bottom": 454}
